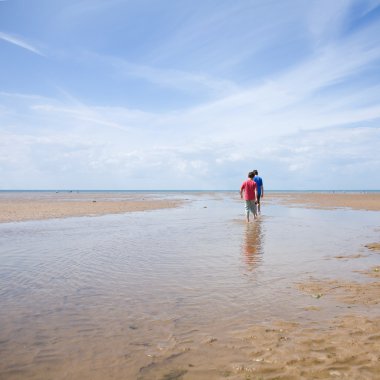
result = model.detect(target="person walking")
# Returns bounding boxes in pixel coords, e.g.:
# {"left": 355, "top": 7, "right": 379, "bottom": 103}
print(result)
{"left": 240, "top": 171, "right": 258, "bottom": 222}
{"left": 253, "top": 170, "right": 264, "bottom": 214}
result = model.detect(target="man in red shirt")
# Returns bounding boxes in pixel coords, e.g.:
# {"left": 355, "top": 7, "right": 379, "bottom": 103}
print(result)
{"left": 240, "top": 171, "right": 258, "bottom": 222}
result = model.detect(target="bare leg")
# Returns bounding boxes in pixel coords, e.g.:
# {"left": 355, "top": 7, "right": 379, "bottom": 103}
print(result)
{"left": 245, "top": 202, "right": 250, "bottom": 222}
{"left": 253, "top": 202, "right": 258, "bottom": 219}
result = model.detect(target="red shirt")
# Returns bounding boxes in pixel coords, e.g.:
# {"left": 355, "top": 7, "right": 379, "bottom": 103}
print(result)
{"left": 241, "top": 179, "right": 257, "bottom": 200}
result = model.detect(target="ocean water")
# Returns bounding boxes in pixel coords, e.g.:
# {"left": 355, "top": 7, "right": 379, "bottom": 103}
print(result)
{"left": 0, "top": 192, "right": 379, "bottom": 379}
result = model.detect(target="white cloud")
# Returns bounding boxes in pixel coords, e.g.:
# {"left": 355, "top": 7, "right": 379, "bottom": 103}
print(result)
{"left": 1, "top": 1, "right": 380, "bottom": 189}
{"left": 0, "top": 32, "right": 44, "bottom": 56}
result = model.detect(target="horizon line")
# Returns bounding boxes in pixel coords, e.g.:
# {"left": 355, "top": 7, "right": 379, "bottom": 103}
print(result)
{"left": 1, "top": 189, "right": 380, "bottom": 192}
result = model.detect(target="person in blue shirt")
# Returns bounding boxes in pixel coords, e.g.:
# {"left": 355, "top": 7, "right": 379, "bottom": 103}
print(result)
{"left": 253, "top": 170, "right": 264, "bottom": 214}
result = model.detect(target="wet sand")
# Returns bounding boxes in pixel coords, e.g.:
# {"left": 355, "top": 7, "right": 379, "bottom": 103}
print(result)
{"left": 136, "top": 261, "right": 380, "bottom": 379}
{"left": 297, "top": 269, "right": 380, "bottom": 306}
{"left": 268, "top": 192, "right": 380, "bottom": 211}
{"left": 136, "top": 315, "right": 380, "bottom": 379}
{"left": 0, "top": 192, "right": 182, "bottom": 223}
{"left": 366, "top": 242, "right": 380, "bottom": 252}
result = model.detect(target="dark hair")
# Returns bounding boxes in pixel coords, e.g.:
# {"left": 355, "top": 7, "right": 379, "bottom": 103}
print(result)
{"left": 253, "top": 170, "right": 258, "bottom": 175}
{"left": 248, "top": 171, "right": 254, "bottom": 178}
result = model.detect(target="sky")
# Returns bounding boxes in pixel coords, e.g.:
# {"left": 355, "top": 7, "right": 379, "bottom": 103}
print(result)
{"left": 1, "top": 0, "right": 380, "bottom": 190}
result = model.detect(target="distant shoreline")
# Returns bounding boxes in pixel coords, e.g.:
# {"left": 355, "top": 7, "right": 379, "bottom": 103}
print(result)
{"left": 0, "top": 191, "right": 379, "bottom": 223}
{"left": 1, "top": 189, "right": 380, "bottom": 193}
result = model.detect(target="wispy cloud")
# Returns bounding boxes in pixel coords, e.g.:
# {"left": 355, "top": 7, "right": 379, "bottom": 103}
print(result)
{"left": 2, "top": 69, "right": 380, "bottom": 189}
{"left": 0, "top": 32, "right": 44, "bottom": 56}
{"left": 86, "top": 53, "right": 239, "bottom": 97}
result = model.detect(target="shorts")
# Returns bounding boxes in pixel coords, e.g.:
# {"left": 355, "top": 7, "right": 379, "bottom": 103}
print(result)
{"left": 245, "top": 200, "right": 257, "bottom": 217}
{"left": 257, "top": 193, "right": 261, "bottom": 204}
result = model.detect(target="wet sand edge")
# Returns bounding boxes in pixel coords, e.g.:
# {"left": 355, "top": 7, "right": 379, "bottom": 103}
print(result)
{"left": 0, "top": 193, "right": 183, "bottom": 223}
{"left": 267, "top": 192, "right": 380, "bottom": 211}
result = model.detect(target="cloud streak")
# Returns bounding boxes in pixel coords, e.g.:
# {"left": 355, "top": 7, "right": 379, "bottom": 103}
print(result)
{"left": 0, "top": 32, "right": 44, "bottom": 56}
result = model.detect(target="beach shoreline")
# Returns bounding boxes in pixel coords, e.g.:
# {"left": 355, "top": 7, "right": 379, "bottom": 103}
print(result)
{"left": 1, "top": 191, "right": 379, "bottom": 223}
{"left": 0, "top": 192, "right": 182, "bottom": 223}
{"left": 267, "top": 192, "right": 380, "bottom": 211}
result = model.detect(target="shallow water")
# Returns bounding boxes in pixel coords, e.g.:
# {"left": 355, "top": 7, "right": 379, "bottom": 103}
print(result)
{"left": 0, "top": 192, "right": 379, "bottom": 379}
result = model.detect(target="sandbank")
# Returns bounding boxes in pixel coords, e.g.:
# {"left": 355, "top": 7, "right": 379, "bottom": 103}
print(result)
{"left": 267, "top": 191, "right": 380, "bottom": 211}
{"left": 366, "top": 242, "right": 380, "bottom": 251}
{"left": 0, "top": 192, "right": 182, "bottom": 223}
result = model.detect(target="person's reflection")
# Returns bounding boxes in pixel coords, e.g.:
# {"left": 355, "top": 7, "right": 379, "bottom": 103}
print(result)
{"left": 243, "top": 219, "right": 263, "bottom": 271}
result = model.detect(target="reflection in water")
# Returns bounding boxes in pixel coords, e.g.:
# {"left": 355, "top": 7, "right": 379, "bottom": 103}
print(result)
{"left": 242, "top": 219, "right": 263, "bottom": 270}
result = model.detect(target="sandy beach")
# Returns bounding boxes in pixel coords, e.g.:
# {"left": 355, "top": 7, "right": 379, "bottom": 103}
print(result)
{"left": 0, "top": 192, "right": 182, "bottom": 223}
{"left": 268, "top": 191, "right": 380, "bottom": 211}
{"left": 0, "top": 191, "right": 379, "bottom": 379}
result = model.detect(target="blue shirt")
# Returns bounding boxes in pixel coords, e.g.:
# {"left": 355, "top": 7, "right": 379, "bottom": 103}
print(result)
{"left": 254, "top": 176, "right": 263, "bottom": 195}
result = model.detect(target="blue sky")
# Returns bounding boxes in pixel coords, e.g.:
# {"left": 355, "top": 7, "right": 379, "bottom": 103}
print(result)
{"left": 1, "top": 0, "right": 380, "bottom": 190}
